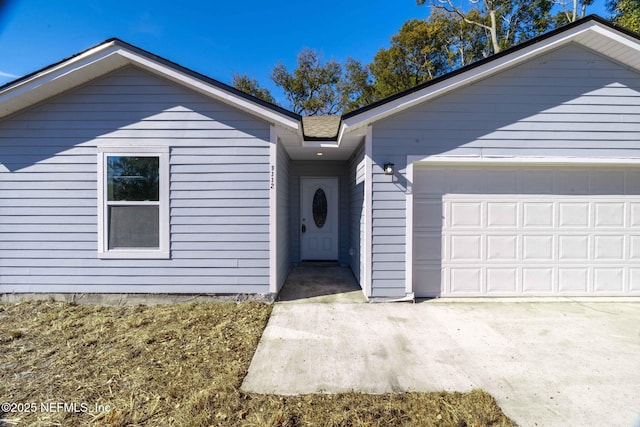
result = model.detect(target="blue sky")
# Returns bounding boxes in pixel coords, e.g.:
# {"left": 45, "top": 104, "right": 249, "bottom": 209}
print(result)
{"left": 0, "top": 0, "right": 609, "bottom": 106}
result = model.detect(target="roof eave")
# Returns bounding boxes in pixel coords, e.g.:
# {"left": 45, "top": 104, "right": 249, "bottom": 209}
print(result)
{"left": 0, "top": 40, "right": 124, "bottom": 118}
{"left": 340, "top": 15, "right": 640, "bottom": 134}
{"left": 0, "top": 39, "right": 301, "bottom": 131}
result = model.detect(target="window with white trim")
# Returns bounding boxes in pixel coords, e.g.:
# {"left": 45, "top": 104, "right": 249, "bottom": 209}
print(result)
{"left": 98, "top": 147, "right": 169, "bottom": 258}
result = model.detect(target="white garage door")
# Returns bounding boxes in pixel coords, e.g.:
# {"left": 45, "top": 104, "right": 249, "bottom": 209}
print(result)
{"left": 413, "top": 164, "right": 640, "bottom": 297}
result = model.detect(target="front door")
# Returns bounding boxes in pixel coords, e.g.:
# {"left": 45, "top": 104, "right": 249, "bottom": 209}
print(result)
{"left": 301, "top": 177, "right": 339, "bottom": 260}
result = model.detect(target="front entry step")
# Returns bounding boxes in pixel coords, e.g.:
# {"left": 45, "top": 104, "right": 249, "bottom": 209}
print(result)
{"left": 277, "top": 262, "right": 366, "bottom": 303}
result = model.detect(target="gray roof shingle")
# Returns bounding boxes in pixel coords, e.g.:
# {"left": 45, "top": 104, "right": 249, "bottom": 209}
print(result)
{"left": 301, "top": 116, "right": 341, "bottom": 140}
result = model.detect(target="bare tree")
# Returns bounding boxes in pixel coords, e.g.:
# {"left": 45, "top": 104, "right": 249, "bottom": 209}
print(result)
{"left": 553, "top": 0, "right": 594, "bottom": 23}
{"left": 418, "top": 0, "right": 554, "bottom": 55}
{"left": 422, "top": 0, "right": 503, "bottom": 53}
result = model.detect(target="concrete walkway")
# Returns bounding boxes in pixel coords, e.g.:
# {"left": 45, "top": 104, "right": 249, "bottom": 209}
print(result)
{"left": 276, "top": 262, "right": 367, "bottom": 303}
{"left": 242, "top": 300, "right": 640, "bottom": 427}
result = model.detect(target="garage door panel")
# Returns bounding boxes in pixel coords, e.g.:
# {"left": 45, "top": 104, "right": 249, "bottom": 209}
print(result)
{"left": 630, "top": 269, "right": 640, "bottom": 291}
{"left": 594, "top": 235, "right": 625, "bottom": 259}
{"left": 559, "top": 203, "right": 590, "bottom": 227}
{"left": 450, "top": 202, "right": 481, "bottom": 227}
{"left": 413, "top": 165, "right": 640, "bottom": 297}
{"left": 487, "top": 268, "right": 518, "bottom": 293}
{"left": 487, "top": 202, "right": 518, "bottom": 227}
{"left": 450, "top": 268, "right": 482, "bottom": 292}
{"left": 630, "top": 204, "right": 640, "bottom": 227}
{"left": 523, "top": 235, "right": 554, "bottom": 260}
{"left": 594, "top": 268, "right": 624, "bottom": 292}
{"left": 487, "top": 235, "right": 518, "bottom": 260}
{"left": 523, "top": 203, "right": 554, "bottom": 227}
{"left": 559, "top": 235, "right": 589, "bottom": 259}
{"left": 522, "top": 268, "right": 554, "bottom": 293}
{"left": 559, "top": 268, "right": 589, "bottom": 292}
{"left": 595, "top": 203, "right": 625, "bottom": 227}
{"left": 630, "top": 236, "right": 640, "bottom": 259}
{"left": 450, "top": 235, "right": 481, "bottom": 260}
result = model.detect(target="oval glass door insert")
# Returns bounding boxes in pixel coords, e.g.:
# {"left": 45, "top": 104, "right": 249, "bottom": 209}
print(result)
{"left": 312, "top": 188, "right": 328, "bottom": 228}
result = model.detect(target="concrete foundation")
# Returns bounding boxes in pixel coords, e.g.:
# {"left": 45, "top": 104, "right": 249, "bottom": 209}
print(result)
{"left": 0, "top": 292, "right": 274, "bottom": 306}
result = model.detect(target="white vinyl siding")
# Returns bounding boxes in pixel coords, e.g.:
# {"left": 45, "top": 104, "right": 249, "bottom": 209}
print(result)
{"left": 371, "top": 44, "right": 640, "bottom": 298}
{"left": 0, "top": 66, "right": 272, "bottom": 294}
{"left": 349, "top": 142, "right": 365, "bottom": 284}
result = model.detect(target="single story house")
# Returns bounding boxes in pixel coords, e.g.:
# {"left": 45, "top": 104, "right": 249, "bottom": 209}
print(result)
{"left": 2, "top": 15, "right": 640, "bottom": 300}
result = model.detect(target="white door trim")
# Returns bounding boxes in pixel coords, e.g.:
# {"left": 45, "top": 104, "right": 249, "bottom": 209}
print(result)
{"left": 269, "top": 125, "right": 278, "bottom": 294}
{"left": 363, "top": 126, "right": 373, "bottom": 297}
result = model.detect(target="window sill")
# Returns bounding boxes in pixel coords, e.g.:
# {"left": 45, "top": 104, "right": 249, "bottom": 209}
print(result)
{"left": 98, "top": 250, "right": 170, "bottom": 260}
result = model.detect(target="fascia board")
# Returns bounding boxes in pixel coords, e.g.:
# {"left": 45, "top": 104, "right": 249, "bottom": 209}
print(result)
{"left": 0, "top": 42, "right": 300, "bottom": 132}
{"left": 340, "top": 21, "right": 614, "bottom": 135}
{"left": 115, "top": 49, "right": 300, "bottom": 131}
{"left": 0, "top": 41, "right": 121, "bottom": 93}
{"left": 337, "top": 122, "right": 348, "bottom": 144}
{"left": 0, "top": 43, "right": 126, "bottom": 117}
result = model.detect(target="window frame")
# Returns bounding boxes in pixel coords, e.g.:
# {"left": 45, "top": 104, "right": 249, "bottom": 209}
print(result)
{"left": 97, "top": 146, "right": 170, "bottom": 259}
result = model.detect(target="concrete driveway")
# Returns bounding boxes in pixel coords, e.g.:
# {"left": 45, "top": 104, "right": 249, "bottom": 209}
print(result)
{"left": 242, "top": 300, "right": 640, "bottom": 427}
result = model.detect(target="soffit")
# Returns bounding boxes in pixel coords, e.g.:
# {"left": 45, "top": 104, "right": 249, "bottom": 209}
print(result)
{"left": 279, "top": 126, "right": 365, "bottom": 161}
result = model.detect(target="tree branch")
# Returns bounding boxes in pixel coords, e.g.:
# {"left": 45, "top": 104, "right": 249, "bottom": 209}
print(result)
{"left": 430, "top": 0, "right": 493, "bottom": 32}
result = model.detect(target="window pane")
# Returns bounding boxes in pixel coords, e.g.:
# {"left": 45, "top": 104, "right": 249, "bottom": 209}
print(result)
{"left": 107, "top": 156, "right": 159, "bottom": 201}
{"left": 312, "top": 188, "right": 328, "bottom": 228}
{"left": 108, "top": 205, "right": 159, "bottom": 248}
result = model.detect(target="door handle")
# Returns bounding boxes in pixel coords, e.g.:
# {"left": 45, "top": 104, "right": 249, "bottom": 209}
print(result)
{"left": 301, "top": 224, "right": 306, "bottom": 233}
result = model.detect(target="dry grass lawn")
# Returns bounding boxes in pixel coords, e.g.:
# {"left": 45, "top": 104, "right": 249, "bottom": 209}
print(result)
{"left": 0, "top": 301, "right": 516, "bottom": 426}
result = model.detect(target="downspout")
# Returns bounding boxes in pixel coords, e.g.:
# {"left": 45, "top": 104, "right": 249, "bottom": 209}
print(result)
{"left": 405, "top": 157, "right": 414, "bottom": 302}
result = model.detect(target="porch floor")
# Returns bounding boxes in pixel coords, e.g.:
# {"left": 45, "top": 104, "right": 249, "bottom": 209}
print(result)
{"left": 276, "top": 262, "right": 366, "bottom": 303}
